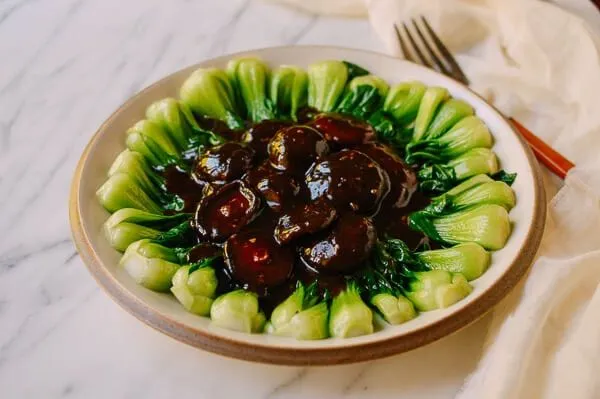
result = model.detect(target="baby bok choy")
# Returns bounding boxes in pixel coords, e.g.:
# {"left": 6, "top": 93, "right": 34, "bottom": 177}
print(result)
{"left": 351, "top": 242, "right": 418, "bottom": 325}
{"left": 405, "top": 270, "right": 472, "bottom": 311}
{"left": 171, "top": 258, "right": 219, "bottom": 316}
{"left": 418, "top": 148, "right": 499, "bottom": 194}
{"left": 370, "top": 293, "right": 416, "bottom": 325}
{"left": 180, "top": 67, "right": 244, "bottom": 130}
{"left": 330, "top": 74, "right": 406, "bottom": 145}
{"left": 444, "top": 173, "right": 494, "bottom": 196}
{"left": 146, "top": 98, "right": 194, "bottom": 151}
{"left": 269, "top": 65, "right": 308, "bottom": 121}
{"left": 99, "top": 148, "right": 180, "bottom": 213}
{"left": 409, "top": 204, "right": 512, "bottom": 250}
{"left": 146, "top": 98, "right": 224, "bottom": 152}
{"left": 119, "top": 239, "right": 182, "bottom": 292}
{"left": 103, "top": 208, "right": 191, "bottom": 252}
{"left": 413, "top": 98, "right": 474, "bottom": 143}
{"left": 407, "top": 116, "right": 493, "bottom": 164}
{"left": 412, "top": 87, "right": 449, "bottom": 142}
{"left": 307, "top": 60, "right": 349, "bottom": 112}
{"left": 210, "top": 290, "right": 266, "bottom": 333}
{"left": 377, "top": 239, "right": 473, "bottom": 311}
{"left": 342, "top": 60, "right": 370, "bottom": 80}
{"left": 227, "top": 57, "right": 276, "bottom": 122}
{"left": 125, "top": 120, "right": 181, "bottom": 168}
{"left": 438, "top": 147, "right": 499, "bottom": 180}
{"left": 358, "top": 264, "right": 417, "bottom": 325}
{"left": 335, "top": 75, "right": 389, "bottom": 120}
{"left": 265, "top": 282, "right": 329, "bottom": 340}
{"left": 383, "top": 81, "right": 426, "bottom": 125}
{"left": 107, "top": 149, "right": 165, "bottom": 201}
{"left": 416, "top": 243, "right": 490, "bottom": 281}
{"left": 329, "top": 283, "right": 374, "bottom": 338}
{"left": 423, "top": 174, "right": 516, "bottom": 215}
{"left": 96, "top": 172, "right": 162, "bottom": 214}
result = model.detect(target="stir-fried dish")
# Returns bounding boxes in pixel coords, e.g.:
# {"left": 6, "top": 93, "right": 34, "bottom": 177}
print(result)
{"left": 97, "top": 58, "right": 516, "bottom": 339}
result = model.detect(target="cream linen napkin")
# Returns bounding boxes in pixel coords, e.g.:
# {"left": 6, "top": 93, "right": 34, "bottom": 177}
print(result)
{"left": 267, "top": 0, "right": 600, "bottom": 397}
{"left": 366, "top": 2, "right": 600, "bottom": 397}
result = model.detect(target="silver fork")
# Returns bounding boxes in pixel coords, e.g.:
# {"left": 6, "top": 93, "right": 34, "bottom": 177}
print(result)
{"left": 395, "top": 17, "right": 574, "bottom": 179}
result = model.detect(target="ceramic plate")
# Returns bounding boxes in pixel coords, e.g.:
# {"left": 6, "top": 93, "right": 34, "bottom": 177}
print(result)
{"left": 69, "top": 46, "right": 546, "bottom": 365}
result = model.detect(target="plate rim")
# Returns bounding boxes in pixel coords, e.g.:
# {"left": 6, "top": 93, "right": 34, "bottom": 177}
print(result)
{"left": 69, "top": 45, "right": 547, "bottom": 365}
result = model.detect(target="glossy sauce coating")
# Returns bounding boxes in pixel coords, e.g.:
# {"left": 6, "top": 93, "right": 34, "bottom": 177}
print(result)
{"left": 244, "top": 162, "right": 300, "bottom": 212}
{"left": 268, "top": 126, "right": 329, "bottom": 174}
{"left": 194, "top": 181, "right": 261, "bottom": 242}
{"left": 193, "top": 142, "right": 255, "bottom": 184}
{"left": 225, "top": 229, "right": 294, "bottom": 295}
{"left": 312, "top": 113, "right": 375, "bottom": 147}
{"left": 274, "top": 198, "right": 337, "bottom": 245}
{"left": 187, "top": 243, "right": 223, "bottom": 262}
{"left": 163, "top": 166, "right": 206, "bottom": 213}
{"left": 305, "top": 149, "right": 389, "bottom": 214}
{"left": 299, "top": 214, "right": 376, "bottom": 274}
{"left": 242, "top": 120, "right": 291, "bottom": 157}
{"left": 195, "top": 116, "right": 244, "bottom": 142}
{"left": 357, "top": 143, "right": 417, "bottom": 208}
{"left": 374, "top": 189, "right": 433, "bottom": 250}
{"left": 165, "top": 112, "right": 430, "bottom": 307}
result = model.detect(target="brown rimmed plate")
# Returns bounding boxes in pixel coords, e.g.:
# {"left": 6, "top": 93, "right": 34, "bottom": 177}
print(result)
{"left": 69, "top": 46, "right": 546, "bottom": 365}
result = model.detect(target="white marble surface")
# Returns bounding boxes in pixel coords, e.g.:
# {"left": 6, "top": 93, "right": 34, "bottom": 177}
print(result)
{"left": 0, "top": 0, "right": 491, "bottom": 397}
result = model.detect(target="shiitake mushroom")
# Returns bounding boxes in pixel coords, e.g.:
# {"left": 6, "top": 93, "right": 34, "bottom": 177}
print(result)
{"left": 305, "top": 149, "right": 389, "bottom": 214}
{"left": 311, "top": 113, "right": 375, "bottom": 147}
{"left": 224, "top": 229, "right": 294, "bottom": 294}
{"left": 193, "top": 142, "right": 255, "bottom": 184}
{"left": 273, "top": 198, "right": 337, "bottom": 244}
{"left": 241, "top": 120, "right": 291, "bottom": 158}
{"left": 188, "top": 114, "right": 424, "bottom": 299}
{"left": 357, "top": 143, "right": 417, "bottom": 208}
{"left": 243, "top": 162, "right": 300, "bottom": 212}
{"left": 299, "top": 214, "right": 376, "bottom": 274}
{"left": 194, "top": 181, "right": 261, "bottom": 242}
{"left": 267, "top": 125, "right": 329, "bottom": 174}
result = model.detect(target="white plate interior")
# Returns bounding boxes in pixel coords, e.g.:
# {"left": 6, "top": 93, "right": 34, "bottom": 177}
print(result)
{"left": 78, "top": 46, "right": 537, "bottom": 350}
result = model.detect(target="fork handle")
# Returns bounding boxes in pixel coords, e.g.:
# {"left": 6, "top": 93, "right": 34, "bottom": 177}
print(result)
{"left": 509, "top": 118, "right": 574, "bottom": 179}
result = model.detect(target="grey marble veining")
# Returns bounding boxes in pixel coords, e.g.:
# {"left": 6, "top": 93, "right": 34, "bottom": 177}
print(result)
{"left": 0, "top": 1, "right": 489, "bottom": 397}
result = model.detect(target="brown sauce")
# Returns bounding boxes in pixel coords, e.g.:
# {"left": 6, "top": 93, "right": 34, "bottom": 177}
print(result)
{"left": 163, "top": 166, "right": 205, "bottom": 213}
{"left": 187, "top": 243, "right": 222, "bottom": 262}
{"left": 194, "top": 115, "right": 244, "bottom": 142}
{"left": 164, "top": 112, "right": 431, "bottom": 313}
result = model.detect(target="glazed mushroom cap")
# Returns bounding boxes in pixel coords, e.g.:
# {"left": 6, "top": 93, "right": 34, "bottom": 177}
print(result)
{"left": 225, "top": 229, "right": 294, "bottom": 293}
{"left": 357, "top": 143, "right": 417, "bottom": 208}
{"left": 241, "top": 120, "right": 291, "bottom": 158}
{"left": 193, "top": 142, "right": 255, "bottom": 184}
{"left": 305, "top": 149, "right": 390, "bottom": 214}
{"left": 311, "top": 113, "right": 375, "bottom": 147}
{"left": 274, "top": 199, "right": 337, "bottom": 245}
{"left": 300, "top": 214, "right": 376, "bottom": 274}
{"left": 244, "top": 162, "right": 300, "bottom": 212}
{"left": 194, "top": 181, "right": 261, "bottom": 242}
{"left": 267, "top": 125, "right": 329, "bottom": 174}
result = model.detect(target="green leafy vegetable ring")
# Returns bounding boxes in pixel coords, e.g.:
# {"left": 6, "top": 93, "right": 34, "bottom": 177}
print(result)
{"left": 96, "top": 56, "right": 517, "bottom": 340}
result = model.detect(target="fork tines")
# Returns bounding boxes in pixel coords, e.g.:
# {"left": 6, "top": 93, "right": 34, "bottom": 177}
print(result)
{"left": 394, "top": 17, "right": 469, "bottom": 85}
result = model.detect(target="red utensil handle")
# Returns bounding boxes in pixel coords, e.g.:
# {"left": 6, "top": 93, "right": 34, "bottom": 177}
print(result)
{"left": 509, "top": 118, "right": 575, "bottom": 180}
